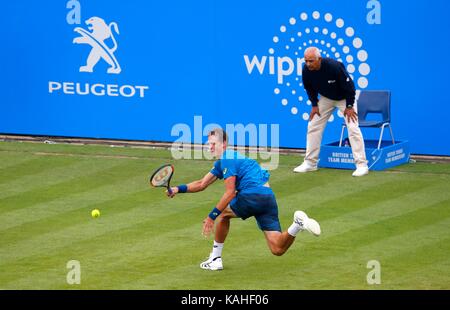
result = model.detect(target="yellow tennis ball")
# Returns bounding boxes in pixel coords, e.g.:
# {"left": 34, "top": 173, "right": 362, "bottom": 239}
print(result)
{"left": 91, "top": 209, "right": 100, "bottom": 218}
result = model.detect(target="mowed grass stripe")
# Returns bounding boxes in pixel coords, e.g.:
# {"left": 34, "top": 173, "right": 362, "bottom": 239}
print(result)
{"left": 113, "top": 182, "right": 450, "bottom": 288}
{"left": 0, "top": 221, "right": 208, "bottom": 289}
{"left": 272, "top": 173, "right": 441, "bottom": 229}
{"left": 0, "top": 165, "right": 364, "bottom": 260}
{"left": 1, "top": 168, "right": 446, "bottom": 278}
{"left": 116, "top": 194, "right": 450, "bottom": 289}
{"left": 312, "top": 198, "right": 450, "bottom": 257}
{"left": 1, "top": 141, "right": 449, "bottom": 289}
{"left": 0, "top": 210, "right": 251, "bottom": 289}
{"left": 2, "top": 197, "right": 448, "bottom": 289}
{"left": 0, "top": 176, "right": 222, "bottom": 246}
{"left": 0, "top": 141, "right": 176, "bottom": 161}
{"left": 311, "top": 182, "right": 450, "bottom": 237}
{"left": 0, "top": 149, "right": 203, "bottom": 205}
{"left": 0, "top": 155, "right": 82, "bottom": 187}
{"left": 383, "top": 242, "right": 450, "bottom": 289}
{"left": 222, "top": 199, "right": 450, "bottom": 289}
{"left": 0, "top": 160, "right": 141, "bottom": 213}
{"left": 305, "top": 177, "right": 438, "bottom": 221}
{"left": 0, "top": 171, "right": 256, "bottom": 288}
{"left": 0, "top": 171, "right": 152, "bottom": 233}
{"left": 273, "top": 172, "right": 405, "bottom": 213}
{"left": 115, "top": 202, "right": 450, "bottom": 290}
{"left": 0, "top": 154, "right": 38, "bottom": 171}
{"left": 0, "top": 161, "right": 146, "bottom": 222}
{"left": 0, "top": 201, "right": 216, "bottom": 289}
{"left": 0, "top": 156, "right": 89, "bottom": 199}
{"left": 0, "top": 157, "right": 220, "bottom": 244}
{"left": 270, "top": 218, "right": 450, "bottom": 290}
{"left": 0, "top": 188, "right": 151, "bottom": 245}
{"left": 0, "top": 157, "right": 120, "bottom": 204}
{"left": 17, "top": 180, "right": 446, "bottom": 285}
{"left": 0, "top": 182, "right": 219, "bottom": 264}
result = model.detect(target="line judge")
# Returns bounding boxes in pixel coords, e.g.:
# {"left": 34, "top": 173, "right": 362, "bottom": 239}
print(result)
{"left": 294, "top": 46, "right": 369, "bottom": 177}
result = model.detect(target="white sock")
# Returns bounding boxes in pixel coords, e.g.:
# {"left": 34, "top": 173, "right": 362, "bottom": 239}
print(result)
{"left": 288, "top": 222, "right": 302, "bottom": 237}
{"left": 212, "top": 241, "right": 224, "bottom": 258}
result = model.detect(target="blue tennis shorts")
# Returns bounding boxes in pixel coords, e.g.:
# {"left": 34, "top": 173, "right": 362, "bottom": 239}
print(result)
{"left": 229, "top": 186, "right": 281, "bottom": 232}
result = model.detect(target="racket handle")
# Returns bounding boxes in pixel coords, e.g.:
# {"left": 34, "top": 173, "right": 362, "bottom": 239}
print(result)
{"left": 167, "top": 186, "right": 173, "bottom": 195}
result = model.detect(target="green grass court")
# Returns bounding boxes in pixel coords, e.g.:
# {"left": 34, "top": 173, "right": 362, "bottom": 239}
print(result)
{"left": 0, "top": 141, "right": 449, "bottom": 289}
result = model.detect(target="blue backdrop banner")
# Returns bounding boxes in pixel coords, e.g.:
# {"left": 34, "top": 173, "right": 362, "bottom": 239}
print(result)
{"left": 0, "top": 0, "right": 449, "bottom": 155}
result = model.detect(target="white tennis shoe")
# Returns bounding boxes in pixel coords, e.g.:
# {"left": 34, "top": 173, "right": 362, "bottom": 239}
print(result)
{"left": 352, "top": 166, "right": 369, "bottom": 177}
{"left": 294, "top": 211, "right": 321, "bottom": 236}
{"left": 200, "top": 254, "right": 223, "bottom": 271}
{"left": 293, "top": 162, "right": 318, "bottom": 173}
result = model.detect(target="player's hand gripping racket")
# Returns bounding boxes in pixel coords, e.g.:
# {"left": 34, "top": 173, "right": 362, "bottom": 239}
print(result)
{"left": 149, "top": 164, "right": 174, "bottom": 196}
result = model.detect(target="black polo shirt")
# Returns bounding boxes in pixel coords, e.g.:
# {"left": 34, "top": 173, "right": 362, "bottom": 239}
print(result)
{"left": 302, "top": 58, "right": 356, "bottom": 108}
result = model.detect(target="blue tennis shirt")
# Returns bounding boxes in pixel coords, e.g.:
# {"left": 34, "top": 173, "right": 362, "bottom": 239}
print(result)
{"left": 210, "top": 150, "right": 270, "bottom": 192}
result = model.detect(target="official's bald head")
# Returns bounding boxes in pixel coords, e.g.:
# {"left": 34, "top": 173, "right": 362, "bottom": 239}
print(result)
{"left": 304, "top": 47, "right": 321, "bottom": 59}
{"left": 304, "top": 47, "right": 322, "bottom": 71}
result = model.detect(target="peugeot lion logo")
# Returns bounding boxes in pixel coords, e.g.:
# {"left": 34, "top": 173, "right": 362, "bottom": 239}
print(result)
{"left": 49, "top": 4, "right": 150, "bottom": 98}
{"left": 73, "top": 17, "right": 121, "bottom": 74}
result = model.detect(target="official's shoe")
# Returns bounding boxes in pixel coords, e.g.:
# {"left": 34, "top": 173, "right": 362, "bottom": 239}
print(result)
{"left": 294, "top": 211, "right": 321, "bottom": 236}
{"left": 293, "top": 162, "right": 318, "bottom": 173}
{"left": 200, "top": 254, "right": 223, "bottom": 271}
{"left": 352, "top": 166, "right": 369, "bottom": 177}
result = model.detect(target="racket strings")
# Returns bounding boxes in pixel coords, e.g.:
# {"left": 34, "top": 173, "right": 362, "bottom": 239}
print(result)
{"left": 150, "top": 165, "right": 174, "bottom": 187}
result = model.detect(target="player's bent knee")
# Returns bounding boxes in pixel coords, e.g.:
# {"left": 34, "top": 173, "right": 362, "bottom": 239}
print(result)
{"left": 217, "top": 214, "right": 230, "bottom": 223}
{"left": 270, "top": 247, "right": 286, "bottom": 256}
{"left": 220, "top": 206, "right": 237, "bottom": 219}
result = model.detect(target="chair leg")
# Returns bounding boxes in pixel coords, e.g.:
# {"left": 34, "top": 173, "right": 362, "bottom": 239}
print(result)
{"left": 339, "top": 125, "right": 346, "bottom": 147}
{"left": 388, "top": 124, "right": 395, "bottom": 145}
{"left": 378, "top": 124, "right": 387, "bottom": 149}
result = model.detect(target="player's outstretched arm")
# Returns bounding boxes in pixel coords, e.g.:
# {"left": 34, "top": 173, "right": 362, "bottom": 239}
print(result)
{"left": 167, "top": 172, "right": 217, "bottom": 198}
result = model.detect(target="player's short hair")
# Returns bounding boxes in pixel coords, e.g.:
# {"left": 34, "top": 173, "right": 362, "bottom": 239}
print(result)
{"left": 208, "top": 128, "right": 228, "bottom": 143}
{"left": 304, "top": 46, "right": 321, "bottom": 59}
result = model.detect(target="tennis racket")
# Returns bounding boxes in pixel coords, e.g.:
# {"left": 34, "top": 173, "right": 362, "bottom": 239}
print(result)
{"left": 149, "top": 164, "right": 174, "bottom": 195}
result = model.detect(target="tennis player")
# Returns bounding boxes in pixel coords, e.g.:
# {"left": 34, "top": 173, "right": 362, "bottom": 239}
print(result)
{"left": 167, "top": 128, "right": 321, "bottom": 271}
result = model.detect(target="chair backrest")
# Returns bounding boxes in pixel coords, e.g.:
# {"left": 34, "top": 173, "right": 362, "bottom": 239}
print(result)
{"left": 357, "top": 90, "right": 391, "bottom": 123}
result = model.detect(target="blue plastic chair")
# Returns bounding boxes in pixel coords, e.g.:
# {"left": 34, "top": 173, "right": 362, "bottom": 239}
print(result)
{"left": 339, "top": 90, "right": 395, "bottom": 149}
